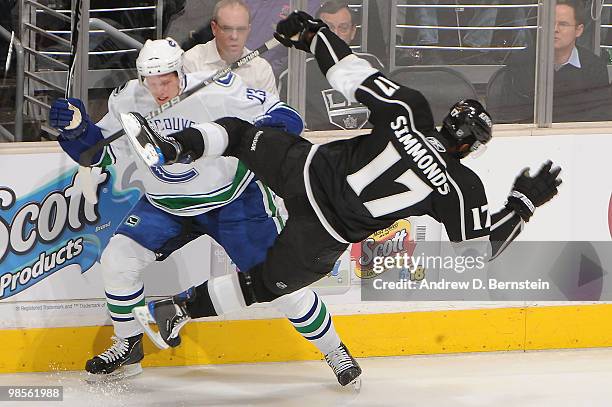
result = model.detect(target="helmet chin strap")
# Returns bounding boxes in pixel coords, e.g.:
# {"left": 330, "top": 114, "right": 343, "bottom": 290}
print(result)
{"left": 468, "top": 141, "right": 487, "bottom": 158}
{"left": 437, "top": 126, "right": 458, "bottom": 148}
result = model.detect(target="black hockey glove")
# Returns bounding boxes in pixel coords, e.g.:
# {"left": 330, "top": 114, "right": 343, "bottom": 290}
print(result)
{"left": 274, "top": 10, "right": 328, "bottom": 52}
{"left": 505, "top": 160, "right": 562, "bottom": 222}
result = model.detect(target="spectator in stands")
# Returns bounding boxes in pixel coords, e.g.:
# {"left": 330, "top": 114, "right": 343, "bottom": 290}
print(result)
{"left": 576, "top": 0, "right": 610, "bottom": 51}
{"left": 462, "top": 0, "right": 528, "bottom": 63}
{"left": 164, "top": 1, "right": 220, "bottom": 50}
{"left": 399, "top": 0, "right": 529, "bottom": 65}
{"left": 278, "top": 0, "right": 384, "bottom": 130}
{"left": 398, "top": 0, "right": 443, "bottom": 65}
{"left": 183, "top": 0, "right": 278, "bottom": 96}
{"left": 503, "top": 0, "right": 611, "bottom": 122}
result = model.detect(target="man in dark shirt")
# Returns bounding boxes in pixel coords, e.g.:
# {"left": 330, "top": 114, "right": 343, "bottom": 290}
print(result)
{"left": 278, "top": 0, "right": 384, "bottom": 130}
{"left": 503, "top": 0, "right": 611, "bottom": 122}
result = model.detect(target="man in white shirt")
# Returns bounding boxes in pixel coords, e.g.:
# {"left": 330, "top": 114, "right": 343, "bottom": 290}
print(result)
{"left": 502, "top": 0, "right": 611, "bottom": 122}
{"left": 183, "top": 0, "right": 278, "bottom": 96}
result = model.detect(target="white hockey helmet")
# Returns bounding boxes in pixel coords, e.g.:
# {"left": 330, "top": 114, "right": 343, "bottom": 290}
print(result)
{"left": 136, "top": 37, "right": 185, "bottom": 91}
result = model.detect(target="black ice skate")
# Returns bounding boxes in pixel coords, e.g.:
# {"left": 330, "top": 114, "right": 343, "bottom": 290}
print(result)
{"left": 133, "top": 291, "right": 192, "bottom": 350}
{"left": 119, "top": 111, "right": 183, "bottom": 166}
{"left": 85, "top": 334, "right": 144, "bottom": 382}
{"left": 325, "top": 342, "right": 362, "bottom": 387}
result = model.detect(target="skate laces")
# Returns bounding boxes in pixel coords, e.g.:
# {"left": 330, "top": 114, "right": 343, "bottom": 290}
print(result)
{"left": 325, "top": 345, "right": 354, "bottom": 375}
{"left": 98, "top": 336, "right": 129, "bottom": 363}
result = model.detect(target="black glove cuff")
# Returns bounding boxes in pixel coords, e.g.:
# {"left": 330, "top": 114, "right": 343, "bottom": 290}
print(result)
{"left": 506, "top": 195, "right": 533, "bottom": 222}
{"left": 172, "top": 127, "right": 205, "bottom": 162}
{"left": 274, "top": 32, "right": 294, "bottom": 48}
{"left": 312, "top": 28, "right": 353, "bottom": 76}
{"left": 214, "top": 117, "right": 253, "bottom": 138}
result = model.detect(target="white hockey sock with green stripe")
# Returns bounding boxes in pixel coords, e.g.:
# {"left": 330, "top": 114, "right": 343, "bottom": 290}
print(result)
{"left": 272, "top": 288, "right": 341, "bottom": 355}
{"left": 106, "top": 283, "right": 146, "bottom": 338}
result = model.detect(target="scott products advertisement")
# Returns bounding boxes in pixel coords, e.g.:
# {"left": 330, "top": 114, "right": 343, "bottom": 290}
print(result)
{"left": 0, "top": 153, "right": 140, "bottom": 301}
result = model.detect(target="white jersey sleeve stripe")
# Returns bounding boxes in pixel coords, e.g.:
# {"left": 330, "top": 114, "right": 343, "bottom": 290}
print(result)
{"left": 326, "top": 54, "right": 378, "bottom": 103}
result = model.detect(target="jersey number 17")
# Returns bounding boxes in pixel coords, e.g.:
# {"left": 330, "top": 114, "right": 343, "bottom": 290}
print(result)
{"left": 347, "top": 142, "right": 432, "bottom": 217}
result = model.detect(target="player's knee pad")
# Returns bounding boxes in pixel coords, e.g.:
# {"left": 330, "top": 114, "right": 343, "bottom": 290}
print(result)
{"left": 269, "top": 287, "right": 310, "bottom": 314}
{"left": 100, "top": 234, "right": 156, "bottom": 289}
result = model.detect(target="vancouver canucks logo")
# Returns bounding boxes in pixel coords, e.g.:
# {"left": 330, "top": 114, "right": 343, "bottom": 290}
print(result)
{"left": 215, "top": 72, "right": 235, "bottom": 87}
{"left": 150, "top": 166, "right": 199, "bottom": 184}
{"left": 147, "top": 119, "right": 199, "bottom": 183}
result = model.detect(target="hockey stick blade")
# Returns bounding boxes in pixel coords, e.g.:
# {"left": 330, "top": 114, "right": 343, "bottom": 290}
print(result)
{"left": 78, "top": 36, "right": 282, "bottom": 167}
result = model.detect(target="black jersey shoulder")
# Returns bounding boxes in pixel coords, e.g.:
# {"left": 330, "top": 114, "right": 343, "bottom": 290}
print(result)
{"left": 434, "top": 156, "right": 490, "bottom": 241}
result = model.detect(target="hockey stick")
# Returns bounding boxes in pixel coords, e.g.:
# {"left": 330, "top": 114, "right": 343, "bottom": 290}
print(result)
{"left": 65, "top": 0, "right": 82, "bottom": 97}
{"left": 78, "top": 36, "right": 283, "bottom": 167}
{"left": 3, "top": 31, "right": 14, "bottom": 79}
{"left": 64, "top": 0, "right": 99, "bottom": 204}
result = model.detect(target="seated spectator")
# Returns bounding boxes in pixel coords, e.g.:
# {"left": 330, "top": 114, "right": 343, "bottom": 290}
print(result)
{"left": 278, "top": 0, "right": 384, "bottom": 130}
{"left": 183, "top": 0, "right": 278, "bottom": 96}
{"left": 398, "top": 0, "right": 444, "bottom": 65}
{"left": 164, "top": 1, "right": 219, "bottom": 50}
{"left": 502, "top": 0, "right": 611, "bottom": 122}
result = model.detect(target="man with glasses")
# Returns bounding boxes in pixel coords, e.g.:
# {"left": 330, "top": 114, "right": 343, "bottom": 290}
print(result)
{"left": 278, "top": 0, "right": 384, "bottom": 131}
{"left": 183, "top": 0, "right": 278, "bottom": 96}
{"left": 503, "top": 0, "right": 611, "bottom": 122}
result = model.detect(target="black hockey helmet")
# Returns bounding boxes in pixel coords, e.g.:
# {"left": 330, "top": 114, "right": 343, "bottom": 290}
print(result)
{"left": 441, "top": 99, "right": 493, "bottom": 158}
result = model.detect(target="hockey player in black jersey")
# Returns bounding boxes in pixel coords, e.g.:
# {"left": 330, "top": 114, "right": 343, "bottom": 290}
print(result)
{"left": 122, "top": 11, "right": 562, "bottom": 387}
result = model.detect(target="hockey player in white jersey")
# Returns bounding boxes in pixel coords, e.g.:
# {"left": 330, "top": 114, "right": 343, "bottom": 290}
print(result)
{"left": 48, "top": 38, "right": 356, "bottom": 384}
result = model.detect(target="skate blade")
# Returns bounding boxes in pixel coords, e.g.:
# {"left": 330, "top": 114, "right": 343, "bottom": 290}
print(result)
{"left": 349, "top": 377, "right": 362, "bottom": 392}
{"left": 85, "top": 363, "right": 143, "bottom": 384}
{"left": 119, "top": 113, "right": 162, "bottom": 166}
{"left": 132, "top": 305, "right": 169, "bottom": 350}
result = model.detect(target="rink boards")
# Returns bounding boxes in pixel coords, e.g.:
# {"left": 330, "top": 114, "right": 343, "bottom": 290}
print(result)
{"left": 1, "top": 131, "right": 612, "bottom": 372}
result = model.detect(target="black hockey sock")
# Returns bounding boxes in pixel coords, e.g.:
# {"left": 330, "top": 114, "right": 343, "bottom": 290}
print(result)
{"left": 237, "top": 266, "right": 281, "bottom": 306}
{"left": 312, "top": 28, "right": 353, "bottom": 76}
{"left": 185, "top": 281, "right": 217, "bottom": 318}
